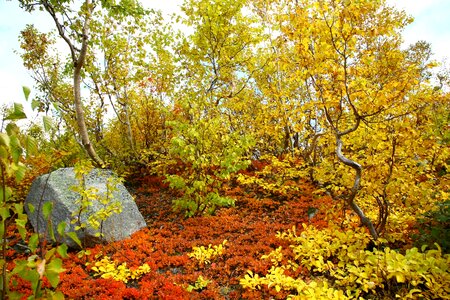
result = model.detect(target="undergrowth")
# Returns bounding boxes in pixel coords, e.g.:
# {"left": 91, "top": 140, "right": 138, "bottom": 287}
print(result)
{"left": 241, "top": 224, "right": 450, "bottom": 299}
{"left": 413, "top": 199, "right": 450, "bottom": 254}
{"left": 4, "top": 169, "right": 450, "bottom": 299}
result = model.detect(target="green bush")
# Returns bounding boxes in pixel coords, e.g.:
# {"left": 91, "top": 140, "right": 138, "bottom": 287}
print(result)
{"left": 413, "top": 200, "right": 450, "bottom": 254}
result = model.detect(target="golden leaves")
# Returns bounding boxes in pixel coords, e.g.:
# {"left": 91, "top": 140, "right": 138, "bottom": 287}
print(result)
{"left": 89, "top": 256, "right": 151, "bottom": 283}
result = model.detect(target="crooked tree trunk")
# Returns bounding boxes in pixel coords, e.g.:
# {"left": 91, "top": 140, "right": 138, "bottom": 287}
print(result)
{"left": 43, "top": 0, "right": 104, "bottom": 167}
{"left": 376, "top": 137, "right": 396, "bottom": 234}
{"left": 335, "top": 134, "right": 379, "bottom": 240}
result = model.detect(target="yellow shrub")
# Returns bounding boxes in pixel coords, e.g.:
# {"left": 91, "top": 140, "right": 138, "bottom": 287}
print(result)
{"left": 188, "top": 240, "right": 227, "bottom": 265}
{"left": 240, "top": 224, "right": 450, "bottom": 299}
{"left": 89, "top": 256, "right": 151, "bottom": 283}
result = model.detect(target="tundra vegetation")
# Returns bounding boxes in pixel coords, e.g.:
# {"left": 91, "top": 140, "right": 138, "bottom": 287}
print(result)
{"left": 1, "top": 0, "right": 448, "bottom": 298}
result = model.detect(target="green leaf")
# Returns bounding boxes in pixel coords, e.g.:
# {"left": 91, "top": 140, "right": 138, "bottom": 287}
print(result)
{"left": 52, "top": 101, "right": 60, "bottom": 112}
{"left": 10, "top": 139, "right": 22, "bottom": 164}
{"left": 67, "top": 232, "right": 82, "bottom": 248}
{"left": 26, "top": 136, "right": 38, "bottom": 157}
{"left": 57, "top": 221, "right": 67, "bottom": 237}
{"left": 5, "top": 122, "right": 19, "bottom": 136}
{"left": 6, "top": 291, "right": 23, "bottom": 300}
{"left": 11, "top": 259, "right": 28, "bottom": 274}
{"left": 0, "top": 133, "right": 10, "bottom": 148}
{"left": 43, "top": 115, "right": 53, "bottom": 132}
{"left": 0, "top": 186, "right": 12, "bottom": 203}
{"left": 43, "top": 202, "right": 53, "bottom": 219}
{"left": 28, "top": 233, "right": 39, "bottom": 252}
{"left": 45, "top": 248, "right": 57, "bottom": 261}
{"left": 14, "top": 203, "right": 24, "bottom": 214}
{"left": 31, "top": 99, "right": 41, "bottom": 111}
{"left": 28, "top": 203, "right": 35, "bottom": 213}
{"left": 0, "top": 222, "right": 4, "bottom": 238}
{"left": 0, "top": 145, "right": 8, "bottom": 160}
{"left": 46, "top": 258, "right": 65, "bottom": 287}
{"left": 14, "top": 163, "right": 27, "bottom": 182}
{"left": 49, "top": 223, "right": 56, "bottom": 242}
{"left": 57, "top": 244, "right": 69, "bottom": 259}
{"left": 15, "top": 217, "right": 28, "bottom": 240}
{"left": 0, "top": 206, "right": 11, "bottom": 220}
{"left": 51, "top": 291, "right": 65, "bottom": 300}
{"left": 22, "top": 86, "right": 31, "bottom": 101}
{"left": 4, "top": 103, "right": 27, "bottom": 120}
{"left": 18, "top": 268, "right": 40, "bottom": 292}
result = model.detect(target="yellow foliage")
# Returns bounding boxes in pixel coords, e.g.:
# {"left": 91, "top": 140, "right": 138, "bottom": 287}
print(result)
{"left": 188, "top": 240, "right": 228, "bottom": 265}
{"left": 241, "top": 267, "right": 350, "bottom": 300}
{"left": 240, "top": 225, "right": 450, "bottom": 299}
{"left": 89, "top": 256, "right": 151, "bottom": 283}
{"left": 237, "top": 154, "right": 307, "bottom": 196}
{"left": 186, "top": 275, "right": 211, "bottom": 292}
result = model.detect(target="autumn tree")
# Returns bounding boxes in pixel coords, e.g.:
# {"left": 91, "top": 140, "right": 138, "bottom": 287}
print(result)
{"left": 18, "top": 25, "right": 75, "bottom": 141}
{"left": 83, "top": 7, "right": 170, "bottom": 158}
{"left": 161, "top": 0, "right": 263, "bottom": 216}
{"left": 119, "top": 11, "right": 178, "bottom": 161}
{"left": 246, "top": 0, "right": 448, "bottom": 239}
{"left": 18, "top": 0, "right": 148, "bottom": 167}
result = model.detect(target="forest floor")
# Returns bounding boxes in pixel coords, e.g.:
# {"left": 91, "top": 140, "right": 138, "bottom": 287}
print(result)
{"left": 6, "top": 170, "right": 413, "bottom": 299}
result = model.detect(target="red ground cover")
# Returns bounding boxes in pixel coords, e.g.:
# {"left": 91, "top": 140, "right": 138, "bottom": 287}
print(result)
{"left": 7, "top": 173, "right": 338, "bottom": 299}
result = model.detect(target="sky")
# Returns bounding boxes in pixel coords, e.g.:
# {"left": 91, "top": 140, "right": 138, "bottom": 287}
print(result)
{"left": 0, "top": 0, "right": 449, "bottom": 111}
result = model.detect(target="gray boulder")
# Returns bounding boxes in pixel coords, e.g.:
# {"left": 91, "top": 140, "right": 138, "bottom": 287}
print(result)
{"left": 25, "top": 168, "right": 146, "bottom": 248}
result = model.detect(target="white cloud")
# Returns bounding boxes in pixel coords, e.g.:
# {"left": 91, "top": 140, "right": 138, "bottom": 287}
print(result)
{"left": 388, "top": 0, "right": 450, "bottom": 61}
{"left": 148, "top": 1, "right": 183, "bottom": 15}
{"left": 390, "top": 0, "right": 430, "bottom": 15}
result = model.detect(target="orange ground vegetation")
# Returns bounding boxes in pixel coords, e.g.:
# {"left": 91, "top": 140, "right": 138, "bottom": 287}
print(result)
{"left": 6, "top": 169, "right": 370, "bottom": 299}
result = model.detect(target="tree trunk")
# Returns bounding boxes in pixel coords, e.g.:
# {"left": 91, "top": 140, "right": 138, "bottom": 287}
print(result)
{"left": 123, "top": 102, "right": 135, "bottom": 153}
{"left": 43, "top": 0, "right": 104, "bottom": 167}
{"left": 72, "top": 0, "right": 104, "bottom": 167}
{"left": 74, "top": 64, "right": 104, "bottom": 167}
{"left": 335, "top": 134, "right": 379, "bottom": 240}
